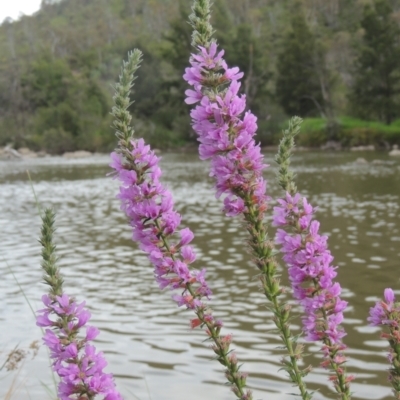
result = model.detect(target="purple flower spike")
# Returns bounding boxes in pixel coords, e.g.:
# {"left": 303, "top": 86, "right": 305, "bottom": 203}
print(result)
{"left": 369, "top": 288, "right": 400, "bottom": 396}
{"left": 183, "top": 42, "right": 269, "bottom": 218}
{"left": 273, "top": 192, "right": 354, "bottom": 393}
{"left": 110, "top": 135, "right": 251, "bottom": 395}
{"left": 273, "top": 193, "right": 348, "bottom": 344}
{"left": 110, "top": 141, "right": 213, "bottom": 310}
{"left": 36, "top": 294, "right": 122, "bottom": 399}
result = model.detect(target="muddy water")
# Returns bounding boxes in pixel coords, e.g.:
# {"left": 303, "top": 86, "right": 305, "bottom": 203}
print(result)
{"left": 1, "top": 151, "right": 400, "bottom": 400}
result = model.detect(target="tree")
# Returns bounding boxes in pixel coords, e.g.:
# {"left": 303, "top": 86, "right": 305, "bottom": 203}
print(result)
{"left": 349, "top": 0, "right": 400, "bottom": 124}
{"left": 20, "top": 53, "right": 110, "bottom": 153}
{"left": 275, "top": 11, "right": 327, "bottom": 118}
{"left": 218, "top": 24, "right": 271, "bottom": 115}
{"left": 156, "top": 1, "right": 193, "bottom": 142}
{"left": 209, "top": 0, "right": 273, "bottom": 141}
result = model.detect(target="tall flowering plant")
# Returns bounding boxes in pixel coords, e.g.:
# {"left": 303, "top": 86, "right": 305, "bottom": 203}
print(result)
{"left": 109, "top": 49, "right": 252, "bottom": 400}
{"left": 36, "top": 209, "right": 122, "bottom": 400}
{"left": 184, "top": 1, "right": 312, "bottom": 398}
{"left": 272, "top": 117, "right": 354, "bottom": 399}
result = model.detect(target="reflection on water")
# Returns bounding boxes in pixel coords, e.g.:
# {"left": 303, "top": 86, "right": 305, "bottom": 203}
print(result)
{"left": 1, "top": 151, "right": 399, "bottom": 399}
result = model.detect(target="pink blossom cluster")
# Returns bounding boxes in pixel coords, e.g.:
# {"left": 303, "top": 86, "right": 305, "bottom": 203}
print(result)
{"left": 368, "top": 288, "right": 400, "bottom": 327}
{"left": 183, "top": 43, "right": 268, "bottom": 217}
{"left": 369, "top": 288, "right": 400, "bottom": 386}
{"left": 110, "top": 139, "right": 213, "bottom": 311}
{"left": 272, "top": 193, "right": 348, "bottom": 349}
{"left": 36, "top": 294, "right": 122, "bottom": 400}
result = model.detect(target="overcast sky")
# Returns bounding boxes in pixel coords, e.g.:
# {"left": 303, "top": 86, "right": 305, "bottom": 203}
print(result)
{"left": 1, "top": 0, "right": 42, "bottom": 23}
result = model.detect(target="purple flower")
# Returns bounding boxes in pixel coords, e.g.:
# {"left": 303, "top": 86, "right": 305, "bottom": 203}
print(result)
{"left": 224, "top": 66, "right": 244, "bottom": 81}
{"left": 385, "top": 288, "right": 395, "bottom": 304}
{"left": 191, "top": 43, "right": 226, "bottom": 70}
{"left": 183, "top": 66, "right": 203, "bottom": 86}
{"left": 368, "top": 288, "right": 399, "bottom": 327}
{"left": 185, "top": 87, "right": 203, "bottom": 104}
{"left": 36, "top": 293, "right": 122, "bottom": 399}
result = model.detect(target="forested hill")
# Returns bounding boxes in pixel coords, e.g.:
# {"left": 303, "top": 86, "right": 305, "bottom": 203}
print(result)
{"left": 1, "top": 0, "right": 400, "bottom": 153}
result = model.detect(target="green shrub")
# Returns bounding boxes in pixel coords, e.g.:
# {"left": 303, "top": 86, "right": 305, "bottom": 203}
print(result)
{"left": 338, "top": 117, "right": 400, "bottom": 146}
{"left": 293, "top": 116, "right": 400, "bottom": 147}
{"left": 41, "top": 128, "right": 75, "bottom": 154}
{"left": 294, "top": 118, "right": 328, "bottom": 147}
{"left": 337, "top": 128, "right": 384, "bottom": 147}
{"left": 147, "top": 124, "right": 187, "bottom": 149}
{"left": 18, "top": 54, "right": 112, "bottom": 153}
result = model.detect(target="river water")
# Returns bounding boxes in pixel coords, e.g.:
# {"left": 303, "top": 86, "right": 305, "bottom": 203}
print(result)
{"left": 1, "top": 150, "right": 400, "bottom": 400}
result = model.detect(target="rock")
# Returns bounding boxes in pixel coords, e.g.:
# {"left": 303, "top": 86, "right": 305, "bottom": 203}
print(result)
{"left": 17, "top": 147, "right": 37, "bottom": 158}
{"left": 355, "top": 157, "right": 368, "bottom": 164}
{"left": 17, "top": 147, "right": 31, "bottom": 155}
{"left": 63, "top": 150, "right": 92, "bottom": 159}
{"left": 321, "top": 141, "right": 342, "bottom": 151}
{"left": 3, "top": 146, "right": 22, "bottom": 159}
{"left": 350, "top": 145, "right": 375, "bottom": 151}
{"left": 389, "top": 145, "right": 400, "bottom": 157}
{"left": 372, "top": 159, "right": 385, "bottom": 165}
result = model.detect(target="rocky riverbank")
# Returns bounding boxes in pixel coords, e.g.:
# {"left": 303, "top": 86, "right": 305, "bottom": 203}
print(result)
{"left": 0, "top": 147, "right": 95, "bottom": 160}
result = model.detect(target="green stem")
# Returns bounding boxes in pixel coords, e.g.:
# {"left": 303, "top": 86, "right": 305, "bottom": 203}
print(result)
{"left": 187, "top": 285, "right": 247, "bottom": 398}
{"left": 389, "top": 326, "right": 400, "bottom": 398}
{"left": 320, "top": 306, "right": 351, "bottom": 399}
{"left": 243, "top": 199, "right": 311, "bottom": 400}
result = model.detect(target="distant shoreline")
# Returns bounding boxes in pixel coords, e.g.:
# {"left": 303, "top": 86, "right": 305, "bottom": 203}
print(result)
{"left": 2, "top": 143, "right": 400, "bottom": 162}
